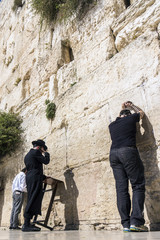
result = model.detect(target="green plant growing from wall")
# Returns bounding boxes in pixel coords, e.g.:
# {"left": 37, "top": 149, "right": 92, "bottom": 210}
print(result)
{"left": 5, "top": 56, "right": 13, "bottom": 67}
{"left": 12, "top": 64, "right": 19, "bottom": 73}
{"left": 60, "top": 0, "right": 96, "bottom": 19}
{"left": 45, "top": 100, "right": 56, "bottom": 120}
{"left": 30, "top": 0, "right": 96, "bottom": 23}
{"left": 45, "top": 99, "right": 50, "bottom": 105}
{"left": 14, "top": 77, "right": 21, "bottom": 86}
{"left": 58, "top": 0, "right": 78, "bottom": 20}
{"left": 0, "top": 111, "right": 23, "bottom": 159}
{"left": 31, "top": 0, "right": 61, "bottom": 23}
{"left": 70, "top": 82, "right": 77, "bottom": 87}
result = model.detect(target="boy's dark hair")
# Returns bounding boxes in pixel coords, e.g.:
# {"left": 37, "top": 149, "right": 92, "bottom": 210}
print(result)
{"left": 119, "top": 109, "right": 131, "bottom": 116}
{"left": 21, "top": 167, "right": 27, "bottom": 173}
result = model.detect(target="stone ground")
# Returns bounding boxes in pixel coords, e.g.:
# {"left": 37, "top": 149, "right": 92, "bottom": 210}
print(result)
{"left": 0, "top": 230, "right": 159, "bottom": 240}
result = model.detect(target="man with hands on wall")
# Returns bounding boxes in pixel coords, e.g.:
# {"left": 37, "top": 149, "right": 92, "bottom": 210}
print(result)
{"left": 22, "top": 139, "right": 50, "bottom": 232}
{"left": 108, "top": 101, "right": 148, "bottom": 232}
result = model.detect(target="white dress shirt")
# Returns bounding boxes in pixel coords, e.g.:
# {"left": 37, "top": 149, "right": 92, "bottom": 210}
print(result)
{"left": 12, "top": 172, "right": 27, "bottom": 193}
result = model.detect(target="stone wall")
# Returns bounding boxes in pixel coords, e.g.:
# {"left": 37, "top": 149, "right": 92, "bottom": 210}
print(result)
{"left": 0, "top": 0, "right": 160, "bottom": 230}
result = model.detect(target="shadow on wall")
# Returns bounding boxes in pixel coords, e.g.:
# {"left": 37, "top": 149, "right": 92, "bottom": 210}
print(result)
{"left": 136, "top": 114, "right": 160, "bottom": 231}
{"left": 0, "top": 176, "right": 5, "bottom": 226}
{"left": 60, "top": 169, "right": 79, "bottom": 230}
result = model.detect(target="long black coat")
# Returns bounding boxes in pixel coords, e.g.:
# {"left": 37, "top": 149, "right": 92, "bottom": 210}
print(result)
{"left": 24, "top": 149, "right": 50, "bottom": 219}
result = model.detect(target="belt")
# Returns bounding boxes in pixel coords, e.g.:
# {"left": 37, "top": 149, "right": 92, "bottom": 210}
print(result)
{"left": 15, "top": 190, "right": 22, "bottom": 193}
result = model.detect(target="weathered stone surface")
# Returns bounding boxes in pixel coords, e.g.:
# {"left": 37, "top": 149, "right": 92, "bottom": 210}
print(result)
{"left": 111, "top": 0, "right": 160, "bottom": 51}
{"left": 0, "top": 0, "right": 160, "bottom": 231}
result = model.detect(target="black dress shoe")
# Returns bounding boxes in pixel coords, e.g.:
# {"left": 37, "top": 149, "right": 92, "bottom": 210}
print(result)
{"left": 9, "top": 226, "right": 13, "bottom": 230}
{"left": 22, "top": 224, "right": 41, "bottom": 232}
{"left": 31, "top": 224, "right": 41, "bottom": 230}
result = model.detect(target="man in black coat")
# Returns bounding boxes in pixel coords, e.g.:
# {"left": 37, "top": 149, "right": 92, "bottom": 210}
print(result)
{"left": 22, "top": 139, "right": 50, "bottom": 232}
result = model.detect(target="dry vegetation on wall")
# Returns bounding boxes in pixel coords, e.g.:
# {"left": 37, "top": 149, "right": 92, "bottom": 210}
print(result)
{"left": 31, "top": 0, "right": 96, "bottom": 23}
{"left": 0, "top": 112, "right": 23, "bottom": 159}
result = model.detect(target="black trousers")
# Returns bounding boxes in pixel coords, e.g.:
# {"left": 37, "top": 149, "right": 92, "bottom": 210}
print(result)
{"left": 109, "top": 147, "right": 145, "bottom": 228}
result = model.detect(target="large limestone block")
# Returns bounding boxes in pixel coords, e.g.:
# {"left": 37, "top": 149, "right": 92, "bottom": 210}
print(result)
{"left": 57, "top": 61, "right": 78, "bottom": 96}
{"left": 111, "top": 0, "right": 159, "bottom": 51}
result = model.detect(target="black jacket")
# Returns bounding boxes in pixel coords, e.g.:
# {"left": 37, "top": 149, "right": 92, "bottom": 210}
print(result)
{"left": 24, "top": 149, "right": 50, "bottom": 218}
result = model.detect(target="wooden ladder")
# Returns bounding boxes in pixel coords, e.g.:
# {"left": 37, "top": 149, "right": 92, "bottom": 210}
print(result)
{"left": 33, "top": 177, "right": 63, "bottom": 231}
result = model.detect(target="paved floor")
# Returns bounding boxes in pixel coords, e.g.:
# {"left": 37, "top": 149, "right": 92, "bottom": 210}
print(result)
{"left": 0, "top": 230, "right": 160, "bottom": 240}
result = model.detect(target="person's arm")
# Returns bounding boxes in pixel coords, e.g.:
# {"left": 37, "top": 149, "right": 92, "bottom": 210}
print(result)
{"left": 130, "top": 104, "right": 144, "bottom": 119}
{"left": 20, "top": 173, "right": 27, "bottom": 192}
{"left": 35, "top": 150, "right": 50, "bottom": 165}
{"left": 121, "top": 102, "right": 126, "bottom": 110}
{"left": 124, "top": 101, "right": 144, "bottom": 119}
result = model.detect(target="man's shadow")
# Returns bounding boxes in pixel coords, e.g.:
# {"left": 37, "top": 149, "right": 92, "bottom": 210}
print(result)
{"left": 60, "top": 168, "right": 79, "bottom": 230}
{"left": 136, "top": 114, "right": 160, "bottom": 231}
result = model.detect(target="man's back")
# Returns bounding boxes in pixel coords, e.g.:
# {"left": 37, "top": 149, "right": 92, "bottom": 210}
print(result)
{"left": 12, "top": 171, "right": 26, "bottom": 193}
{"left": 108, "top": 102, "right": 147, "bottom": 232}
{"left": 109, "top": 113, "right": 140, "bottom": 149}
{"left": 24, "top": 149, "right": 43, "bottom": 175}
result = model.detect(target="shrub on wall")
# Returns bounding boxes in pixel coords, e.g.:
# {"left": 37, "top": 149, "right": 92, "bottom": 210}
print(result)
{"left": 31, "top": 0, "right": 96, "bottom": 23}
{"left": 58, "top": 0, "right": 78, "bottom": 20}
{"left": 31, "top": 0, "right": 60, "bottom": 23}
{"left": 45, "top": 100, "right": 56, "bottom": 120}
{"left": 0, "top": 112, "right": 23, "bottom": 158}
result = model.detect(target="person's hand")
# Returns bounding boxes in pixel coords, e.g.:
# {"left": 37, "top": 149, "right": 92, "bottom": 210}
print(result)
{"left": 122, "top": 101, "right": 133, "bottom": 109}
{"left": 122, "top": 101, "right": 132, "bottom": 109}
{"left": 122, "top": 102, "right": 126, "bottom": 109}
{"left": 125, "top": 101, "right": 133, "bottom": 108}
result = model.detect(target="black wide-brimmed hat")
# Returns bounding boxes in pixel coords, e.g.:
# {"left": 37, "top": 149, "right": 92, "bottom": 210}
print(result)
{"left": 32, "top": 139, "right": 47, "bottom": 151}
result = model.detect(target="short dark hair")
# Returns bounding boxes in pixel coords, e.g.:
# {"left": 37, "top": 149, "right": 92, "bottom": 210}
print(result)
{"left": 21, "top": 167, "right": 27, "bottom": 173}
{"left": 119, "top": 109, "right": 131, "bottom": 116}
